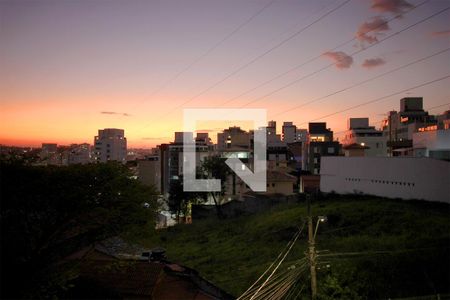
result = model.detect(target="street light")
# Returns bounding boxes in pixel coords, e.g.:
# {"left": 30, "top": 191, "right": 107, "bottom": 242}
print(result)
{"left": 314, "top": 216, "right": 327, "bottom": 239}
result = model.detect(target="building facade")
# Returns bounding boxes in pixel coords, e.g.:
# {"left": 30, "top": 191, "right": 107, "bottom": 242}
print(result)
{"left": 160, "top": 132, "right": 213, "bottom": 197}
{"left": 93, "top": 128, "right": 127, "bottom": 163}
{"left": 302, "top": 122, "right": 341, "bottom": 174}
{"left": 320, "top": 156, "right": 450, "bottom": 203}
{"left": 342, "top": 118, "right": 386, "bottom": 157}
{"left": 67, "top": 143, "right": 91, "bottom": 165}
{"left": 381, "top": 97, "right": 436, "bottom": 156}
{"left": 282, "top": 122, "right": 307, "bottom": 144}
{"left": 217, "top": 126, "right": 250, "bottom": 151}
{"left": 413, "top": 111, "right": 450, "bottom": 160}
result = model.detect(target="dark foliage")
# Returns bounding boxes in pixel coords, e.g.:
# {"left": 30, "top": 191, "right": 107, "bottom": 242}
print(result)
{"left": 0, "top": 162, "right": 158, "bottom": 298}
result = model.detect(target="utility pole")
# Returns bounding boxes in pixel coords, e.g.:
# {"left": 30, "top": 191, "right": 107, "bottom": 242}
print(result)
{"left": 306, "top": 193, "right": 317, "bottom": 299}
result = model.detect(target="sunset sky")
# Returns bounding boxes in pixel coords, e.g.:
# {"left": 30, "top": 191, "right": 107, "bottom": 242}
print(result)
{"left": 1, "top": 0, "right": 449, "bottom": 148}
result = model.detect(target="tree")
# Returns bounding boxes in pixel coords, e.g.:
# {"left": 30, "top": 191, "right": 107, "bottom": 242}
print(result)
{"left": 201, "top": 155, "right": 231, "bottom": 218}
{"left": 0, "top": 161, "right": 159, "bottom": 298}
{"left": 168, "top": 176, "right": 207, "bottom": 223}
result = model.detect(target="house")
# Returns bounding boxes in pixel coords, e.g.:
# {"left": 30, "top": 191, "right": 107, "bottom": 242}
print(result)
{"left": 64, "top": 239, "right": 233, "bottom": 299}
{"left": 299, "top": 175, "right": 320, "bottom": 193}
{"left": 266, "top": 170, "right": 296, "bottom": 195}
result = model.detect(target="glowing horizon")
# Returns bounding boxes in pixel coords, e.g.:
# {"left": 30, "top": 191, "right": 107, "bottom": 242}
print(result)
{"left": 1, "top": 0, "right": 449, "bottom": 148}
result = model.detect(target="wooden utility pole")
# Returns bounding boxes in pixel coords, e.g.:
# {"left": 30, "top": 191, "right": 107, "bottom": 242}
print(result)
{"left": 306, "top": 193, "right": 317, "bottom": 299}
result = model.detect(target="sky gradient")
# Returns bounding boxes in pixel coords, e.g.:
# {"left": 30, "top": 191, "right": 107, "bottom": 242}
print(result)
{"left": 1, "top": 0, "right": 449, "bottom": 148}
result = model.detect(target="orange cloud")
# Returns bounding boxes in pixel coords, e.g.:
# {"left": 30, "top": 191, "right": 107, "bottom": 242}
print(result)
{"left": 356, "top": 16, "right": 390, "bottom": 45}
{"left": 431, "top": 30, "right": 450, "bottom": 38}
{"left": 323, "top": 51, "right": 353, "bottom": 70}
{"left": 371, "top": 0, "right": 414, "bottom": 14}
{"left": 362, "top": 57, "right": 386, "bottom": 69}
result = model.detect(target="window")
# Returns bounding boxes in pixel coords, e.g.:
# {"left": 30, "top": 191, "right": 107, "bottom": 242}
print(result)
{"left": 314, "top": 147, "right": 319, "bottom": 154}
{"left": 328, "top": 147, "right": 335, "bottom": 154}
{"left": 314, "top": 158, "right": 318, "bottom": 163}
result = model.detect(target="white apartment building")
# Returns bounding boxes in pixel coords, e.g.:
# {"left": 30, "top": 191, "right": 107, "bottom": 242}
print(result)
{"left": 341, "top": 118, "right": 387, "bottom": 157}
{"left": 413, "top": 127, "right": 450, "bottom": 160}
{"left": 93, "top": 128, "right": 127, "bottom": 163}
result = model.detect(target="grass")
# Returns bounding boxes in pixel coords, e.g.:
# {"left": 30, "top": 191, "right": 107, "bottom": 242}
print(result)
{"left": 125, "top": 195, "right": 450, "bottom": 298}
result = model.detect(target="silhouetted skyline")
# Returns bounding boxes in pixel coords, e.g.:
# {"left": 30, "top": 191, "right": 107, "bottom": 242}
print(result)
{"left": 1, "top": 0, "right": 449, "bottom": 147}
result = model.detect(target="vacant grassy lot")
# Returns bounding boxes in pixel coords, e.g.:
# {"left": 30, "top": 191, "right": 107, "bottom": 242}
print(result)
{"left": 127, "top": 196, "right": 450, "bottom": 299}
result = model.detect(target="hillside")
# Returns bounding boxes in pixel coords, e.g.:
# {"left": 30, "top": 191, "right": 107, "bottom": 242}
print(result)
{"left": 129, "top": 196, "right": 450, "bottom": 299}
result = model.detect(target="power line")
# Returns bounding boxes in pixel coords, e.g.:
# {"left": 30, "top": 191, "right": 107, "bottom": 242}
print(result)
{"left": 187, "top": 1, "right": 442, "bottom": 125}
{"left": 241, "top": 262, "right": 307, "bottom": 300}
{"left": 122, "top": 0, "right": 278, "bottom": 118}
{"left": 297, "top": 74, "right": 450, "bottom": 126}
{"left": 271, "top": 47, "right": 450, "bottom": 117}
{"left": 242, "top": 260, "right": 308, "bottom": 300}
{"left": 135, "top": 0, "right": 352, "bottom": 133}
{"left": 173, "top": 0, "right": 351, "bottom": 108}
{"left": 237, "top": 223, "right": 305, "bottom": 299}
{"left": 248, "top": 222, "right": 306, "bottom": 300}
{"left": 319, "top": 245, "right": 450, "bottom": 258}
{"left": 235, "top": 3, "right": 448, "bottom": 110}
{"left": 216, "top": 0, "right": 429, "bottom": 108}
{"left": 332, "top": 102, "right": 450, "bottom": 137}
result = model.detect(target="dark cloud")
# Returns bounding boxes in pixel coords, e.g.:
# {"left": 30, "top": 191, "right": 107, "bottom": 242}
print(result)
{"left": 323, "top": 51, "right": 353, "bottom": 70}
{"left": 362, "top": 57, "right": 386, "bottom": 69}
{"left": 100, "top": 111, "right": 130, "bottom": 117}
{"left": 431, "top": 30, "right": 450, "bottom": 37}
{"left": 371, "top": 0, "right": 414, "bottom": 14}
{"left": 356, "top": 16, "right": 390, "bottom": 44}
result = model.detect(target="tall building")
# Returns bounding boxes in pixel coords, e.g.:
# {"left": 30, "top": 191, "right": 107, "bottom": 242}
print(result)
{"left": 282, "top": 122, "right": 296, "bottom": 143}
{"left": 93, "top": 128, "right": 127, "bottom": 163}
{"left": 41, "top": 143, "right": 57, "bottom": 159}
{"left": 217, "top": 126, "right": 250, "bottom": 151}
{"left": 413, "top": 110, "right": 450, "bottom": 160}
{"left": 67, "top": 143, "right": 91, "bottom": 165}
{"left": 137, "top": 155, "right": 161, "bottom": 192}
{"left": 282, "top": 122, "right": 307, "bottom": 144}
{"left": 381, "top": 97, "right": 436, "bottom": 156}
{"left": 40, "top": 143, "right": 60, "bottom": 165}
{"left": 160, "top": 132, "right": 213, "bottom": 197}
{"left": 302, "top": 122, "right": 341, "bottom": 174}
{"left": 267, "top": 120, "right": 277, "bottom": 137}
{"left": 341, "top": 118, "right": 386, "bottom": 157}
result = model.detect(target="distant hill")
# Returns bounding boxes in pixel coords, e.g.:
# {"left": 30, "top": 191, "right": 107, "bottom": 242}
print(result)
{"left": 128, "top": 195, "right": 450, "bottom": 299}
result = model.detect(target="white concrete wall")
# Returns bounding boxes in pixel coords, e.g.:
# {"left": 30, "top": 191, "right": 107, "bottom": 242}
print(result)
{"left": 320, "top": 157, "right": 450, "bottom": 203}
{"left": 413, "top": 129, "right": 450, "bottom": 156}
